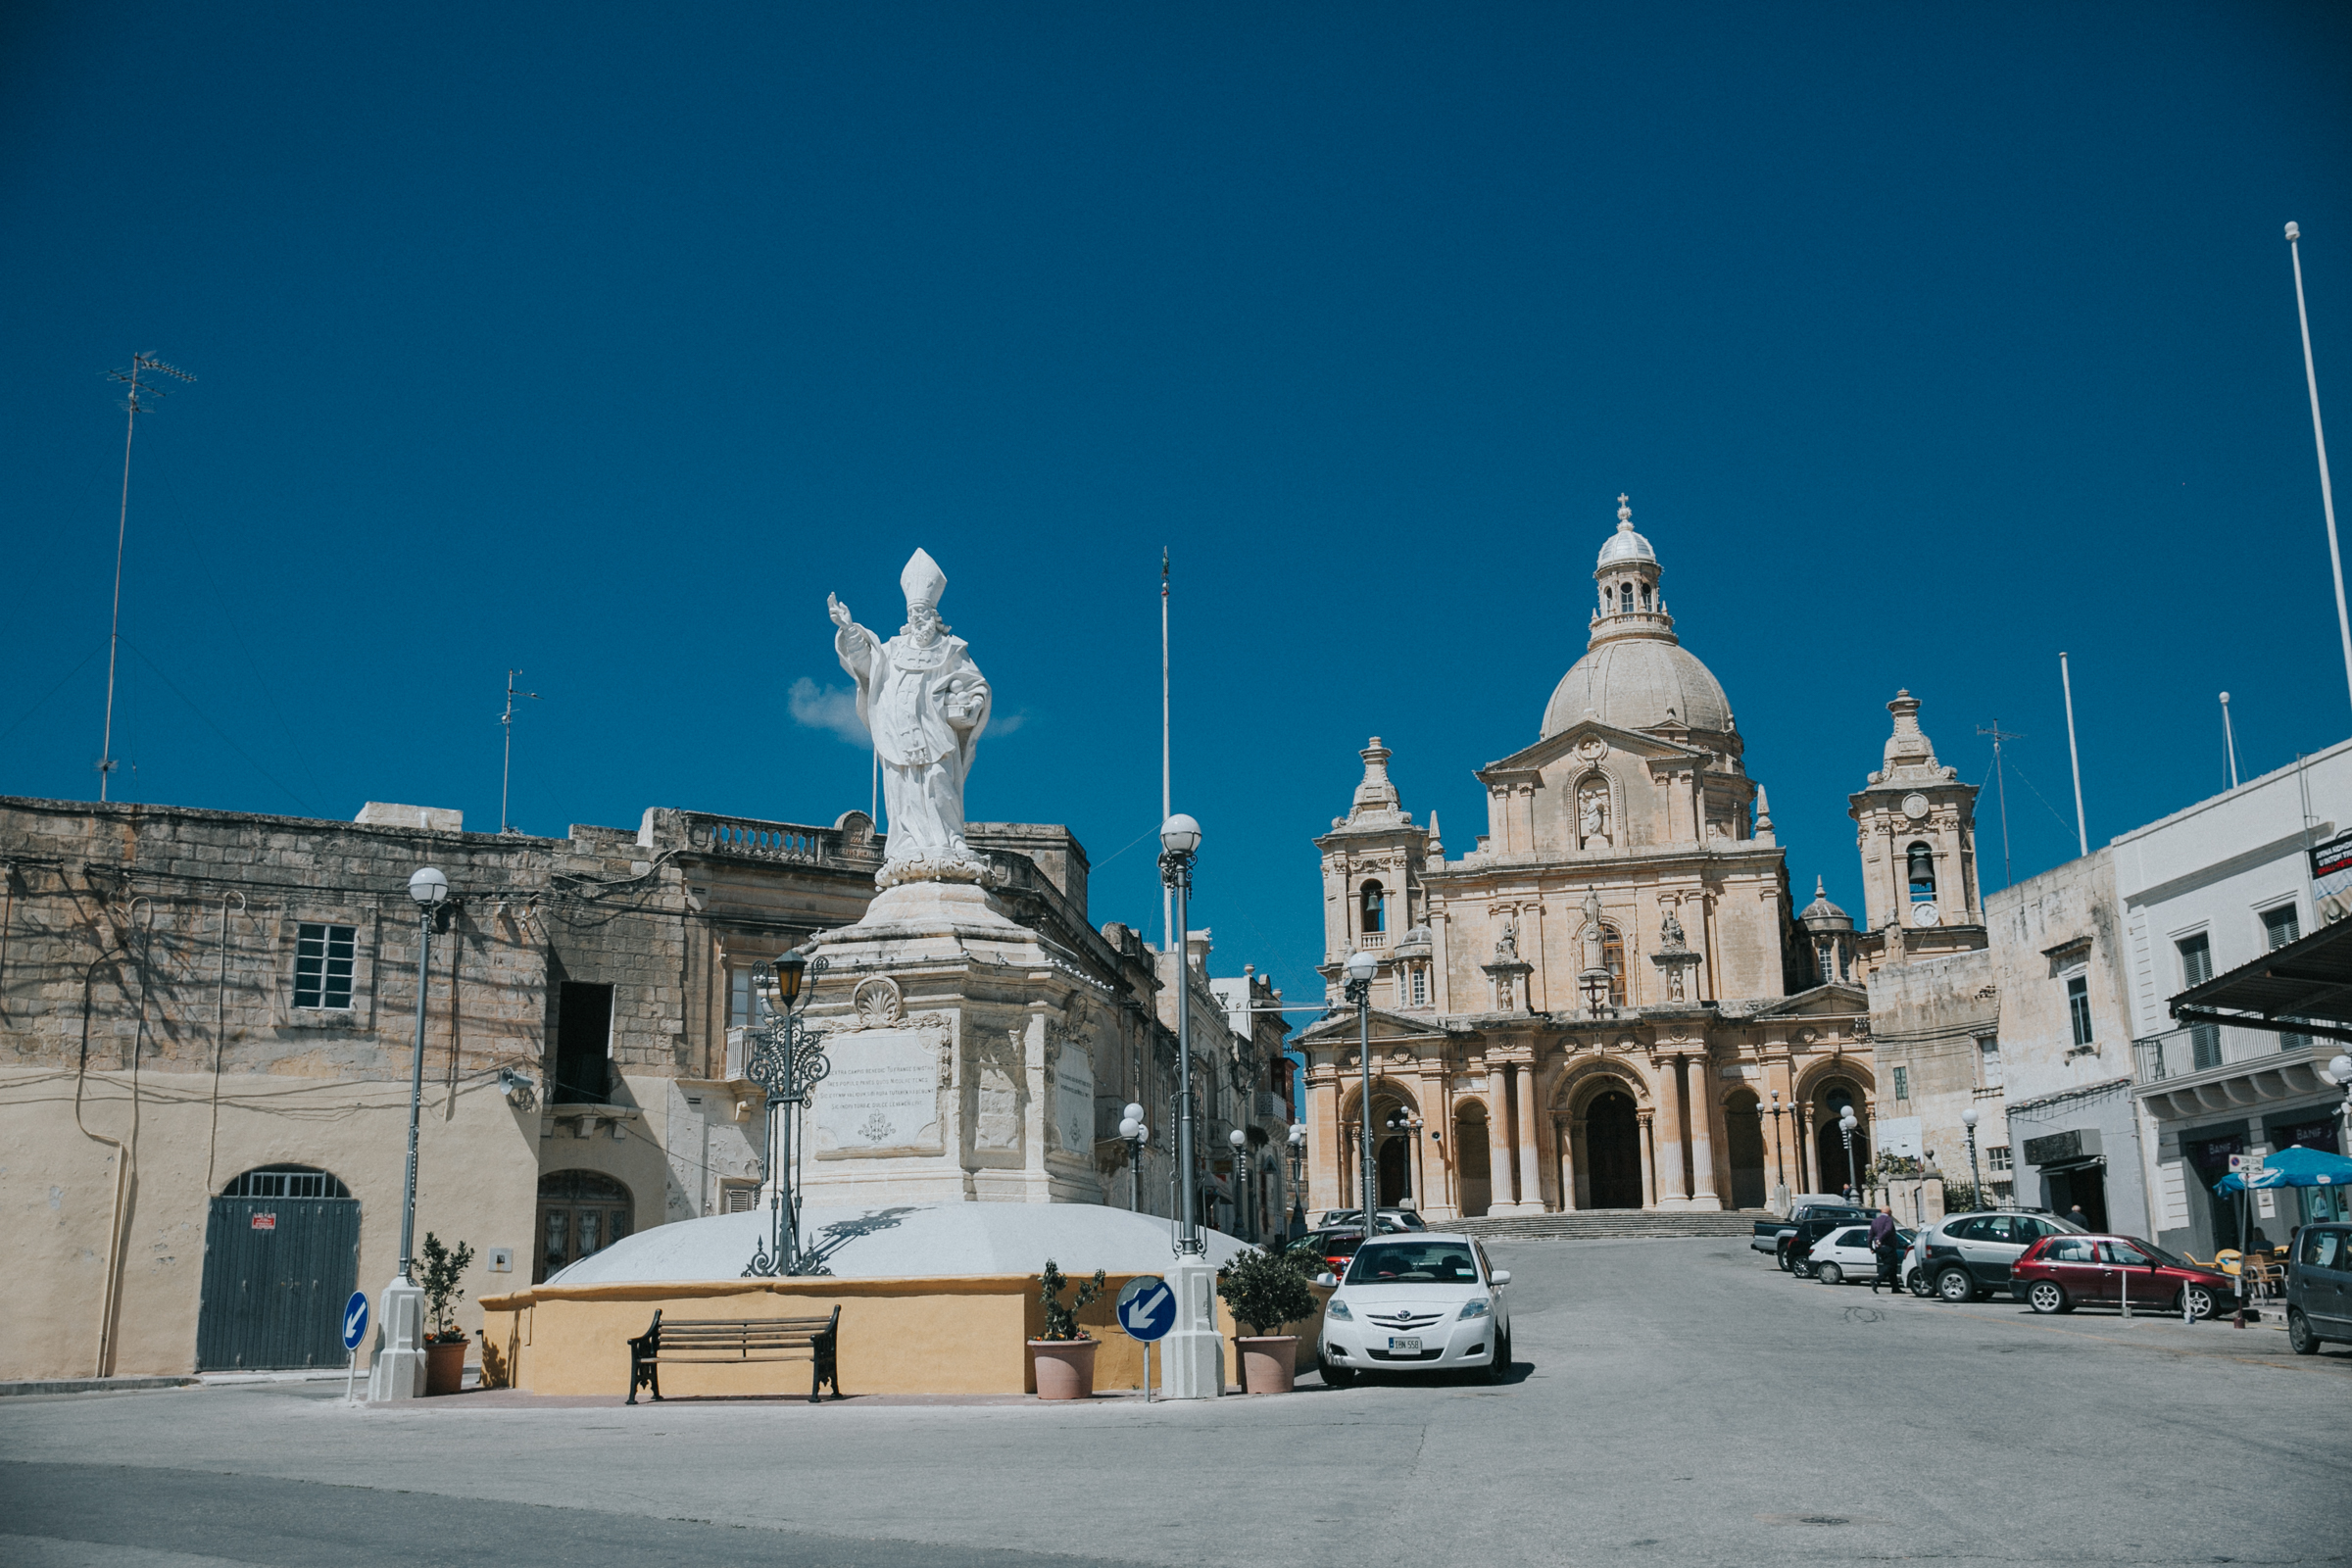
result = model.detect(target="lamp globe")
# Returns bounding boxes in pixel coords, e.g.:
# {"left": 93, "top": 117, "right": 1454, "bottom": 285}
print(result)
{"left": 1344, "top": 951, "right": 1379, "bottom": 984}
{"left": 407, "top": 866, "right": 448, "bottom": 907}
{"left": 1159, "top": 813, "right": 1202, "bottom": 856}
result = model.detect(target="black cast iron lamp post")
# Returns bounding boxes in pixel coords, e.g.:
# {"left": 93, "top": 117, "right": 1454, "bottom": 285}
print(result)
{"left": 1159, "top": 812, "right": 1205, "bottom": 1254}
{"left": 398, "top": 865, "right": 448, "bottom": 1285}
{"left": 1343, "top": 949, "right": 1379, "bottom": 1233}
{"left": 1119, "top": 1102, "right": 1149, "bottom": 1212}
{"left": 745, "top": 950, "right": 830, "bottom": 1277}
{"left": 1961, "top": 1105, "right": 1983, "bottom": 1206}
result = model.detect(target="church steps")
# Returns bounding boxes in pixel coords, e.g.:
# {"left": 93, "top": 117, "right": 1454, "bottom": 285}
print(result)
{"left": 1453, "top": 1210, "right": 1762, "bottom": 1241}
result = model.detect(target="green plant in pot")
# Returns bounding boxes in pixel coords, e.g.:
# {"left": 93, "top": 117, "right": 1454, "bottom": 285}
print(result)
{"left": 1029, "top": 1259, "right": 1105, "bottom": 1400}
{"left": 416, "top": 1233, "right": 475, "bottom": 1396}
{"left": 1217, "top": 1246, "right": 1320, "bottom": 1395}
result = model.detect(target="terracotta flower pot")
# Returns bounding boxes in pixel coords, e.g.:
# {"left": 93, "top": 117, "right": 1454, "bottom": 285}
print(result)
{"left": 1028, "top": 1338, "right": 1098, "bottom": 1400}
{"left": 423, "top": 1340, "right": 467, "bottom": 1396}
{"left": 1236, "top": 1336, "right": 1298, "bottom": 1395}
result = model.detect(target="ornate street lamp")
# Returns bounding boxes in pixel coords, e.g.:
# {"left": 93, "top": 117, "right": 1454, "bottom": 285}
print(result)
{"left": 1286, "top": 1120, "right": 1307, "bottom": 1237}
{"left": 1344, "top": 949, "right": 1379, "bottom": 1230}
{"left": 1229, "top": 1126, "right": 1250, "bottom": 1240}
{"left": 397, "top": 866, "right": 448, "bottom": 1286}
{"left": 1119, "top": 1102, "right": 1150, "bottom": 1212}
{"left": 1961, "top": 1105, "right": 1983, "bottom": 1208}
{"left": 744, "top": 951, "right": 830, "bottom": 1277}
{"left": 1160, "top": 813, "right": 1204, "bottom": 1254}
{"left": 1838, "top": 1107, "right": 1860, "bottom": 1204}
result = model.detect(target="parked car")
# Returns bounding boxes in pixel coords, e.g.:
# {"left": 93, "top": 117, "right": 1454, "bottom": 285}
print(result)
{"left": 1317, "top": 1233, "right": 1511, "bottom": 1386}
{"left": 1804, "top": 1224, "right": 1919, "bottom": 1288}
{"left": 1315, "top": 1208, "right": 1428, "bottom": 1232}
{"left": 1751, "top": 1199, "right": 1870, "bottom": 1257}
{"left": 1912, "top": 1210, "right": 2084, "bottom": 1302}
{"left": 2010, "top": 1233, "right": 2231, "bottom": 1318}
{"left": 1777, "top": 1210, "right": 1874, "bottom": 1274}
{"left": 2287, "top": 1222, "right": 2352, "bottom": 1353}
{"left": 1289, "top": 1228, "right": 1372, "bottom": 1277}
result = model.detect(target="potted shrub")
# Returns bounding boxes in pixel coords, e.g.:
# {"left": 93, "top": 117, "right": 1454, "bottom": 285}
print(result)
{"left": 1217, "top": 1245, "right": 1319, "bottom": 1394}
{"left": 1028, "top": 1259, "right": 1105, "bottom": 1399}
{"left": 417, "top": 1233, "right": 476, "bottom": 1396}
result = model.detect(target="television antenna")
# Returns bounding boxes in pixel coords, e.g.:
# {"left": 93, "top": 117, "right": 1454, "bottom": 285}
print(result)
{"left": 97, "top": 353, "right": 195, "bottom": 800}
{"left": 500, "top": 669, "right": 540, "bottom": 833}
{"left": 1978, "top": 720, "right": 2022, "bottom": 889}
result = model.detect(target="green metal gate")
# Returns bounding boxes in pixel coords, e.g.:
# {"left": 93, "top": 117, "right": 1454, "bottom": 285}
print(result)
{"left": 194, "top": 1195, "right": 362, "bottom": 1370}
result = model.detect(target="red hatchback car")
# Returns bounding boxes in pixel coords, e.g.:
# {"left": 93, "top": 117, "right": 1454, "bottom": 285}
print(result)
{"left": 2010, "top": 1232, "right": 2233, "bottom": 1318}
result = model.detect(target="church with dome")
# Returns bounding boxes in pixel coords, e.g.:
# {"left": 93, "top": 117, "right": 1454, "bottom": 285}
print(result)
{"left": 1296, "top": 498, "right": 1882, "bottom": 1217}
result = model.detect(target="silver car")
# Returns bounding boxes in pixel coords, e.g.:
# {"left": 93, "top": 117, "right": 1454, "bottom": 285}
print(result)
{"left": 1912, "top": 1210, "right": 2085, "bottom": 1302}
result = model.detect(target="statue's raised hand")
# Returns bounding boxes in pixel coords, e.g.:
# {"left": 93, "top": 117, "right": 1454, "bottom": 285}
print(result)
{"left": 827, "top": 593, "right": 854, "bottom": 630}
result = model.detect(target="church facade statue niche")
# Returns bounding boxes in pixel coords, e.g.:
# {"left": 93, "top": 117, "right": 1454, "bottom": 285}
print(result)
{"left": 1577, "top": 777, "right": 1612, "bottom": 849}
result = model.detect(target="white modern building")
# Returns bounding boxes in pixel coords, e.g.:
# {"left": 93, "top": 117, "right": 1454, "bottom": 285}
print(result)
{"left": 2119, "top": 739, "right": 2352, "bottom": 1258}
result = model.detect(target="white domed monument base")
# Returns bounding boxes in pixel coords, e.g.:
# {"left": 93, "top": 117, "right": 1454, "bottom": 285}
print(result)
{"left": 365, "top": 1277, "right": 425, "bottom": 1401}
{"left": 1158, "top": 1254, "right": 1227, "bottom": 1399}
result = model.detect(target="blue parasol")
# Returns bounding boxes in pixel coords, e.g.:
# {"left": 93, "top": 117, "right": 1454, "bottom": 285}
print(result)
{"left": 2211, "top": 1143, "right": 2352, "bottom": 1193}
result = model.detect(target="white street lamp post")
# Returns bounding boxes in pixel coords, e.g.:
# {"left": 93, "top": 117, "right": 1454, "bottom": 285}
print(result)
{"left": 2331, "top": 1055, "right": 2352, "bottom": 1158}
{"left": 1156, "top": 814, "right": 1222, "bottom": 1398}
{"left": 370, "top": 865, "right": 447, "bottom": 1401}
{"left": 1838, "top": 1107, "right": 1860, "bottom": 1204}
{"left": 1229, "top": 1126, "right": 1250, "bottom": 1243}
{"left": 1119, "top": 1102, "right": 1149, "bottom": 1212}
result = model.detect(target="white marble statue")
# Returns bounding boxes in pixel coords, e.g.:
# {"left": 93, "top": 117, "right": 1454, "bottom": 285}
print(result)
{"left": 829, "top": 549, "right": 993, "bottom": 886}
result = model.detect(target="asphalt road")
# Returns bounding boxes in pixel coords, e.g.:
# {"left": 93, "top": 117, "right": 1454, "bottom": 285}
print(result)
{"left": 4, "top": 1236, "right": 2344, "bottom": 1567}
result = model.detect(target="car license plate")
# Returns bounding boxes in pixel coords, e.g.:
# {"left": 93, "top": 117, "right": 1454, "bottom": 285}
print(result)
{"left": 1389, "top": 1336, "right": 1421, "bottom": 1352}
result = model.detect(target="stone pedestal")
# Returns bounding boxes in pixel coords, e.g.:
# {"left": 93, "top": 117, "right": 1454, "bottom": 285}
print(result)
{"left": 366, "top": 1277, "right": 425, "bottom": 1402}
{"left": 797, "top": 875, "right": 1108, "bottom": 1209}
{"left": 1157, "top": 1254, "right": 1225, "bottom": 1399}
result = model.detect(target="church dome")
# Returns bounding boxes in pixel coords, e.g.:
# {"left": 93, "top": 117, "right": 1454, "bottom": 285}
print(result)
{"left": 1545, "top": 495, "right": 1733, "bottom": 738}
{"left": 1799, "top": 877, "right": 1852, "bottom": 932}
{"left": 1542, "top": 637, "right": 1732, "bottom": 737}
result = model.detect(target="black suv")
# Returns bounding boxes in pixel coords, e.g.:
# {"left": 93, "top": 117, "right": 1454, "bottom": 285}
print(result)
{"left": 1776, "top": 1208, "right": 1872, "bottom": 1274}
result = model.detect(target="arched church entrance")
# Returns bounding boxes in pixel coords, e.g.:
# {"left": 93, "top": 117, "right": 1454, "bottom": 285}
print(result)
{"left": 1585, "top": 1091, "right": 1642, "bottom": 1209}
{"left": 1725, "top": 1090, "right": 1767, "bottom": 1209}
{"left": 1813, "top": 1081, "right": 1870, "bottom": 1200}
{"left": 1454, "top": 1102, "right": 1493, "bottom": 1217}
{"left": 1377, "top": 1138, "right": 1409, "bottom": 1208}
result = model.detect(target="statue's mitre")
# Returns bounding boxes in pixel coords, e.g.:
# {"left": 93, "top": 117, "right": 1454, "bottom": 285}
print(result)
{"left": 900, "top": 548, "right": 947, "bottom": 611}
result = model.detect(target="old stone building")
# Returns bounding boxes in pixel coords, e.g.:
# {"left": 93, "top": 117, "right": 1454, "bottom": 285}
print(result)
{"left": 0, "top": 793, "right": 1289, "bottom": 1381}
{"left": 1295, "top": 501, "right": 1872, "bottom": 1218}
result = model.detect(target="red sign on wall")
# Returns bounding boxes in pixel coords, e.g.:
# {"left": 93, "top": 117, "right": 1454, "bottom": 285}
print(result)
{"left": 251, "top": 1212, "right": 276, "bottom": 1231}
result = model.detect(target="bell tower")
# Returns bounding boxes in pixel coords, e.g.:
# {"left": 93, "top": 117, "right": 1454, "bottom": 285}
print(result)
{"left": 1849, "top": 690, "right": 1984, "bottom": 970}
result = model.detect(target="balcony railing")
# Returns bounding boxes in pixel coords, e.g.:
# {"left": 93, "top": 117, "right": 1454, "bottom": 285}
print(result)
{"left": 677, "top": 811, "right": 875, "bottom": 865}
{"left": 2132, "top": 1022, "right": 2304, "bottom": 1086}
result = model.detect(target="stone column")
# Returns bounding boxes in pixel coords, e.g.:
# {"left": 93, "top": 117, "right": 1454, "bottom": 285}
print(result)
{"left": 1796, "top": 1102, "right": 1816, "bottom": 1194}
{"left": 1517, "top": 1061, "right": 1545, "bottom": 1212}
{"left": 1554, "top": 1113, "right": 1579, "bottom": 1210}
{"left": 1308, "top": 1074, "right": 1341, "bottom": 1218}
{"left": 1637, "top": 1108, "right": 1658, "bottom": 1209}
{"left": 1687, "top": 1054, "right": 1722, "bottom": 1210}
{"left": 1655, "top": 1058, "right": 1690, "bottom": 1208}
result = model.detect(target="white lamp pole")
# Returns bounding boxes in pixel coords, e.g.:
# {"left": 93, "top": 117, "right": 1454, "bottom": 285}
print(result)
{"left": 1159, "top": 813, "right": 1203, "bottom": 1253}
{"left": 2287, "top": 222, "right": 2352, "bottom": 714}
{"left": 1119, "top": 1102, "right": 1149, "bottom": 1212}
{"left": 371, "top": 865, "right": 447, "bottom": 1402}
{"left": 1838, "top": 1108, "right": 1860, "bottom": 1204}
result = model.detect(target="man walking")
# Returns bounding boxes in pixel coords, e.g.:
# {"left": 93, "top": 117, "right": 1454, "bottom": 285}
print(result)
{"left": 1868, "top": 1204, "right": 1901, "bottom": 1295}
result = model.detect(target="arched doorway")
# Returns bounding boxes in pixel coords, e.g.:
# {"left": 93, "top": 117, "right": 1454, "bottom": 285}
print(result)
{"left": 535, "top": 1170, "right": 634, "bottom": 1283}
{"left": 1454, "top": 1102, "right": 1493, "bottom": 1217}
{"left": 1813, "top": 1082, "right": 1870, "bottom": 1200}
{"left": 1725, "top": 1091, "right": 1767, "bottom": 1209}
{"left": 1585, "top": 1091, "right": 1642, "bottom": 1208}
{"left": 1377, "top": 1138, "right": 1409, "bottom": 1207}
{"left": 196, "top": 1164, "right": 360, "bottom": 1371}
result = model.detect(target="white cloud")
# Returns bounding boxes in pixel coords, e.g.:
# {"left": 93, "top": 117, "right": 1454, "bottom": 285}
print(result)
{"left": 989, "top": 711, "right": 1027, "bottom": 736}
{"left": 788, "top": 678, "right": 868, "bottom": 745}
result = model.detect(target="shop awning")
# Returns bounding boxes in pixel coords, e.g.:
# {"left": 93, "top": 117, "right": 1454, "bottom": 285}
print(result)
{"left": 2170, "top": 916, "right": 2352, "bottom": 1047}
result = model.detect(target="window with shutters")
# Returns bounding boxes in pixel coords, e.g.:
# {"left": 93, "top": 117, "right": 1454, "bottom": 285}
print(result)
{"left": 293, "top": 923, "right": 357, "bottom": 1010}
{"left": 2067, "top": 974, "right": 2093, "bottom": 1048}
{"left": 1892, "top": 1065, "right": 1909, "bottom": 1102}
{"left": 1976, "top": 1035, "right": 2003, "bottom": 1091}
{"left": 2262, "top": 906, "right": 2312, "bottom": 1051}
{"left": 1410, "top": 966, "right": 1428, "bottom": 1006}
{"left": 2178, "top": 932, "right": 2220, "bottom": 1068}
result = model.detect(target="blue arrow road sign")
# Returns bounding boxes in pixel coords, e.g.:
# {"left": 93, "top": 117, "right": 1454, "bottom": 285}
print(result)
{"left": 1115, "top": 1274, "right": 1175, "bottom": 1343}
{"left": 342, "top": 1290, "right": 369, "bottom": 1351}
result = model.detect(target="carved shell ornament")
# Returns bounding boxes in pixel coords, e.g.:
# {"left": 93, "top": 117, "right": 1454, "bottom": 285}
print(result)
{"left": 852, "top": 976, "right": 906, "bottom": 1027}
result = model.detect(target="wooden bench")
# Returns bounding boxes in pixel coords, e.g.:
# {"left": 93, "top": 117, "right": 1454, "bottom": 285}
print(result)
{"left": 626, "top": 1306, "right": 842, "bottom": 1404}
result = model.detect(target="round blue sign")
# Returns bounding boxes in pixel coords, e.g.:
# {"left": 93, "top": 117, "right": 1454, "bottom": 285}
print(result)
{"left": 1115, "top": 1274, "right": 1176, "bottom": 1343}
{"left": 341, "top": 1290, "right": 370, "bottom": 1351}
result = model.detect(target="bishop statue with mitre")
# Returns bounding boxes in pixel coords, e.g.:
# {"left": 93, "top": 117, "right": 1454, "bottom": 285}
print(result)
{"left": 828, "top": 549, "right": 993, "bottom": 882}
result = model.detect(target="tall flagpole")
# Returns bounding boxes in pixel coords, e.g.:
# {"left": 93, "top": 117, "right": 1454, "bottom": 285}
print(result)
{"left": 1161, "top": 548, "right": 1173, "bottom": 954}
{"left": 2060, "top": 653, "right": 2087, "bottom": 857}
{"left": 2287, "top": 221, "right": 2351, "bottom": 714}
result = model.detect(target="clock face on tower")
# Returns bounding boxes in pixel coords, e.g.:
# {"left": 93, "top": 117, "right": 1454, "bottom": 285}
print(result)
{"left": 1901, "top": 793, "right": 1930, "bottom": 820}
{"left": 1912, "top": 902, "right": 1941, "bottom": 928}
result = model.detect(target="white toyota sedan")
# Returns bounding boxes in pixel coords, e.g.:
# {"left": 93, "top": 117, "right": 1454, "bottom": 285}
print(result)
{"left": 1317, "top": 1233, "right": 1512, "bottom": 1386}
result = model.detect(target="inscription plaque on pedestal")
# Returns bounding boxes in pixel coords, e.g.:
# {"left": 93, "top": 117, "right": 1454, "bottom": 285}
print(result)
{"left": 1054, "top": 1051, "right": 1094, "bottom": 1157}
{"left": 812, "top": 1027, "right": 944, "bottom": 1156}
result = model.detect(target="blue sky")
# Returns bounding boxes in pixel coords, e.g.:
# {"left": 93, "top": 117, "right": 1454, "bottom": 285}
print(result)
{"left": 5, "top": 5, "right": 2350, "bottom": 1015}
